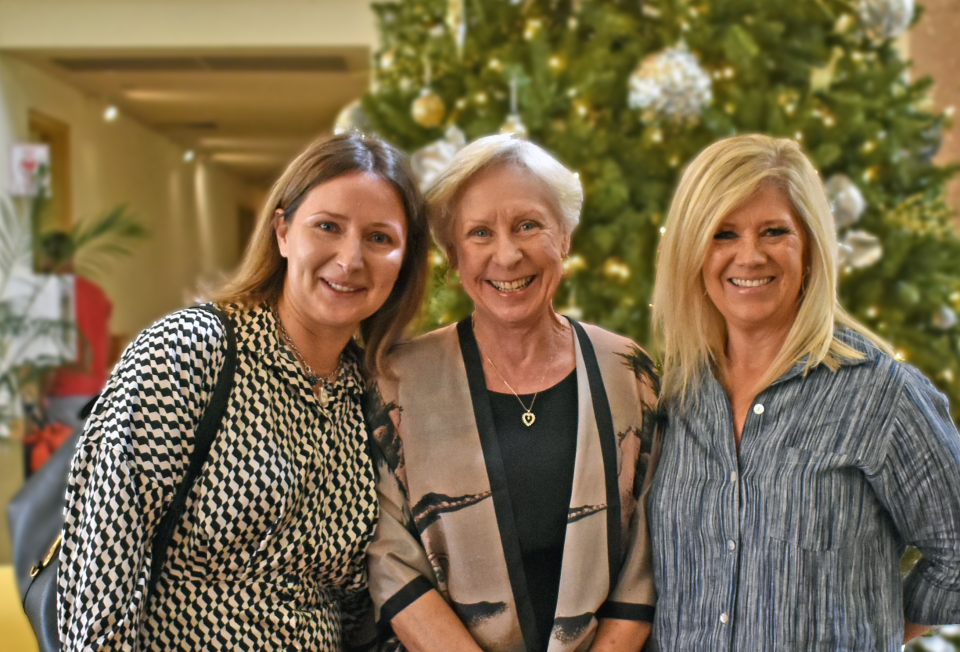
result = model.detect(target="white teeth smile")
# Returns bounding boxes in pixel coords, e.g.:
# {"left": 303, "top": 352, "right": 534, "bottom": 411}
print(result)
{"left": 326, "top": 280, "right": 362, "bottom": 292}
{"left": 730, "top": 277, "right": 774, "bottom": 288}
{"left": 489, "top": 276, "right": 535, "bottom": 292}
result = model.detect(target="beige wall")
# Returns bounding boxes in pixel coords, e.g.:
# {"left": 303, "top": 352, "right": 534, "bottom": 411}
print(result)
{"left": 0, "top": 54, "right": 252, "bottom": 340}
{"left": 910, "top": 0, "right": 960, "bottom": 222}
{"left": 0, "top": 0, "right": 377, "bottom": 49}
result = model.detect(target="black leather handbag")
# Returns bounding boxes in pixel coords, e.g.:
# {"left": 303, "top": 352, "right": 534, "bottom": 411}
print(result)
{"left": 12, "top": 305, "right": 237, "bottom": 652}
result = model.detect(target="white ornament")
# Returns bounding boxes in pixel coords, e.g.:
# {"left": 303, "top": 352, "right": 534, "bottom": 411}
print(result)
{"left": 859, "top": 0, "right": 915, "bottom": 40}
{"left": 499, "top": 76, "right": 528, "bottom": 138}
{"left": 839, "top": 230, "right": 883, "bottom": 268}
{"left": 933, "top": 306, "right": 958, "bottom": 331}
{"left": 628, "top": 43, "right": 713, "bottom": 122}
{"left": 333, "top": 99, "right": 373, "bottom": 135}
{"left": 825, "top": 174, "right": 866, "bottom": 230}
{"left": 410, "top": 126, "right": 466, "bottom": 191}
{"left": 500, "top": 114, "right": 528, "bottom": 138}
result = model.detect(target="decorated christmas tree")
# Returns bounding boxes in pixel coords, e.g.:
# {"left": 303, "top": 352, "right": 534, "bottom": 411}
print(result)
{"left": 356, "top": 0, "right": 960, "bottom": 423}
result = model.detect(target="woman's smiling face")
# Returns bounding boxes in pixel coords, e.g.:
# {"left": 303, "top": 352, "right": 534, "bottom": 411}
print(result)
{"left": 275, "top": 170, "right": 407, "bottom": 337}
{"left": 450, "top": 164, "right": 570, "bottom": 329}
{"left": 701, "top": 184, "right": 807, "bottom": 337}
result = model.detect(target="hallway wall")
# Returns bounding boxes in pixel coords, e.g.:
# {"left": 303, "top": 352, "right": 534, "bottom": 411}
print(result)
{"left": 0, "top": 54, "right": 255, "bottom": 340}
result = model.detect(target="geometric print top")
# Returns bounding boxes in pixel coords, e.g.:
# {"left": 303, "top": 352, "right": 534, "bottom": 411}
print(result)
{"left": 647, "top": 328, "right": 960, "bottom": 652}
{"left": 58, "top": 304, "right": 378, "bottom": 652}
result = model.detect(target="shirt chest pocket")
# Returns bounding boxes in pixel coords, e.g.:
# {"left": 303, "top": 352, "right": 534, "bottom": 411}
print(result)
{"left": 764, "top": 447, "right": 870, "bottom": 552}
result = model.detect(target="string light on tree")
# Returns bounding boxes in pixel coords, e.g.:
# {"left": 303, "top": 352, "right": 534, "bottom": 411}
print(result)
{"left": 603, "top": 259, "right": 631, "bottom": 281}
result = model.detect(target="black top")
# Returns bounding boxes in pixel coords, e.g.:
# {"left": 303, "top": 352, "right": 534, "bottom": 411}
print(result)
{"left": 487, "top": 370, "right": 579, "bottom": 652}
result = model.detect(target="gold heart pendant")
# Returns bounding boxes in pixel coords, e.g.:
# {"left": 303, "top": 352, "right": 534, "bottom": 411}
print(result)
{"left": 522, "top": 412, "right": 536, "bottom": 427}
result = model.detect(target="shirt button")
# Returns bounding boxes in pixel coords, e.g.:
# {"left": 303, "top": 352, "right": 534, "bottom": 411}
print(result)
{"left": 720, "top": 612, "right": 730, "bottom": 624}
{"left": 730, "top": 471, "right": 738, "bottom": 482}
{"left": 727, "top": 539, "right": 736, "bottom": 551}
{"left": 753, "top": 403, "right": 764, "bottom": 415}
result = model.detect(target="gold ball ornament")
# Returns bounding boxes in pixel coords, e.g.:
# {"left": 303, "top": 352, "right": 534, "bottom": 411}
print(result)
{"left": 412, "top": 90, "right": 446, "bottom": 128}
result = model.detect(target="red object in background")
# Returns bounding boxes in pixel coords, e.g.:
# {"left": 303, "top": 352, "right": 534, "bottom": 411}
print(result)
{"left": 23, "top": 422, "right": 73, "bottom": 472}
{"left": 48, "top": 276, "right": 113, "bottom": 397}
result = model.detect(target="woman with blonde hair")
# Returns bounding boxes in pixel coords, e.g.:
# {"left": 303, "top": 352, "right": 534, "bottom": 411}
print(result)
{"left": 647, "top": 133, "right": 960, "bottom": 651}
{"left": 366, "top": 134, "right": 658, "bottom": 652}
{"left": 58, "top": 133, "right": 430, "bottom": 651}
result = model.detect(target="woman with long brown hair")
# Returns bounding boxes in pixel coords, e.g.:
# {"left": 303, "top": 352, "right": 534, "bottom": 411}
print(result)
{"left": 58, "top": 133, "right": 430, "bottom": 651}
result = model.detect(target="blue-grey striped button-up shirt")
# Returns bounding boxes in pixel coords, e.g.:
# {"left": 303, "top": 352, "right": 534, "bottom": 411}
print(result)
{"left": 648, "top": 330, "right": 960, "bottom": 651}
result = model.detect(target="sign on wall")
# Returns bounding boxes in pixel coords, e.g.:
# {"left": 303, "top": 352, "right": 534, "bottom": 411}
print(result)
{"left": 9, "top": 143, "right": 51, "bottom": 197}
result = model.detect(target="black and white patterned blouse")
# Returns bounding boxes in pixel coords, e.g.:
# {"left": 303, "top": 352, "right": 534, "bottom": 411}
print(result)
{"left": 647, "top": 328, "right": 960, "bottom": 651}
{"left": 58, "top": 304, "right": 378, "bottom": 651}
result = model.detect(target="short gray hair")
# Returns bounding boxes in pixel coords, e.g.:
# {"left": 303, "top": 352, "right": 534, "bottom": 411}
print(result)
{"left": 424, "top": 134, "right": 583, "bottom": 256}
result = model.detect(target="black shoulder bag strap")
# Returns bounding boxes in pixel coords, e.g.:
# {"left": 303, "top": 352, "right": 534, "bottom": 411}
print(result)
{"left": 146, "top": 304, "right": 237, "bottom": 599}
{"left": 21, "top": 304, "right": 237, "bottom": 652}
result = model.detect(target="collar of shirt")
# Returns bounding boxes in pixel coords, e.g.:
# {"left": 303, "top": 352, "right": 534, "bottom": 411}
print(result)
{"left": 246, "top": 303, "right": 364, "bottom": 403}
{"left": 763, "top": 326, "right": 882, "bottom": 390}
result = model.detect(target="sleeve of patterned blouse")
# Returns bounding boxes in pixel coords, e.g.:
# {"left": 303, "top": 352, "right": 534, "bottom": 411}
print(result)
{"left": 866, "top": 364, "right": 960, "bottom": 626}
{"left": 57, "top": 309, "right": 226, "bottom": 651}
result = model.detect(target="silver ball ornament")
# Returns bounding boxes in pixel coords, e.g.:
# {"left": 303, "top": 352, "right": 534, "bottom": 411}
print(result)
{"left": 839, "top": 230, "right": 883, "bottom": 269}
{"left": 410, "top": 125, "right": 466, "bottom": 192}
{"left": 825, "top": 174, "right": 866, "bottom": 230}
{"left": 628, "top": 44, "right": 713, "bottom": 123}
{"left": 933, "top": 306, "right": 958, "bottom": 331}
{"left": 858, "top": 0, "right": 915, "bottom": 40}
{"left": 333, "top": 99, "right": 373, "bottom": 135}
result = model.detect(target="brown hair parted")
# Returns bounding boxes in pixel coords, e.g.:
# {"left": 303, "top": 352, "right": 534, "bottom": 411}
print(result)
{"left": 211, "top": 133, "right": 430, "bottom": 377}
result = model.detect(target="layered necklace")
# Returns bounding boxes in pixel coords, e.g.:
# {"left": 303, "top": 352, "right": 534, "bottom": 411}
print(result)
{"left": 271, "top": 304, "right": 341, "bottom": 407}
{"left": 475, "top": 319, "right": 559, "bottom": 428}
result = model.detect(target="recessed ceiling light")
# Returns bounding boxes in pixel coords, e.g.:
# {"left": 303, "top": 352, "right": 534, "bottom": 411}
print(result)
{"left": 103, "top": 105, "right": 119, "bottom": 121}
{"left": 183, "top": 150, "right": 196, "bottom": 162}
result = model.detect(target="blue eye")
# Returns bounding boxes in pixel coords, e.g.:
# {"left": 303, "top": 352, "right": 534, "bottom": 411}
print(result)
{"left": 519, "top": 222, "right": 536, "bottom": 231}
{"left": 713, "top": 230, "right": 736, "bottom": 240}
{"left": 318, "top": 222, "right": 337, "bottom": 232}
{"left": 472, "top": 228, "right": 489, "bottom": 238}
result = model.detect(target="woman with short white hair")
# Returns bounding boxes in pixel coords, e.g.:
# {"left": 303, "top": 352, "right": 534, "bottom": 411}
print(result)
{"left": 365, "top": 135, "right": 659, "bottom": 652}
{"left": 648, "top": 133, "right": 960, "bottom": 651}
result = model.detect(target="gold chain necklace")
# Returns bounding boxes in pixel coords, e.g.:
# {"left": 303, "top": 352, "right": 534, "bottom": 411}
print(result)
{"left": 271, "top": 304, "right": 340, "bottom": 406}
{"left": 475, "top": 320, "right": 558, "bottom": 428}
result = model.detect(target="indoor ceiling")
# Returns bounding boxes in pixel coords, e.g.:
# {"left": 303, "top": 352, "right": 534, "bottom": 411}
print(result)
{"left": 11, "top": 47, "right": 370, "bottom": 187}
